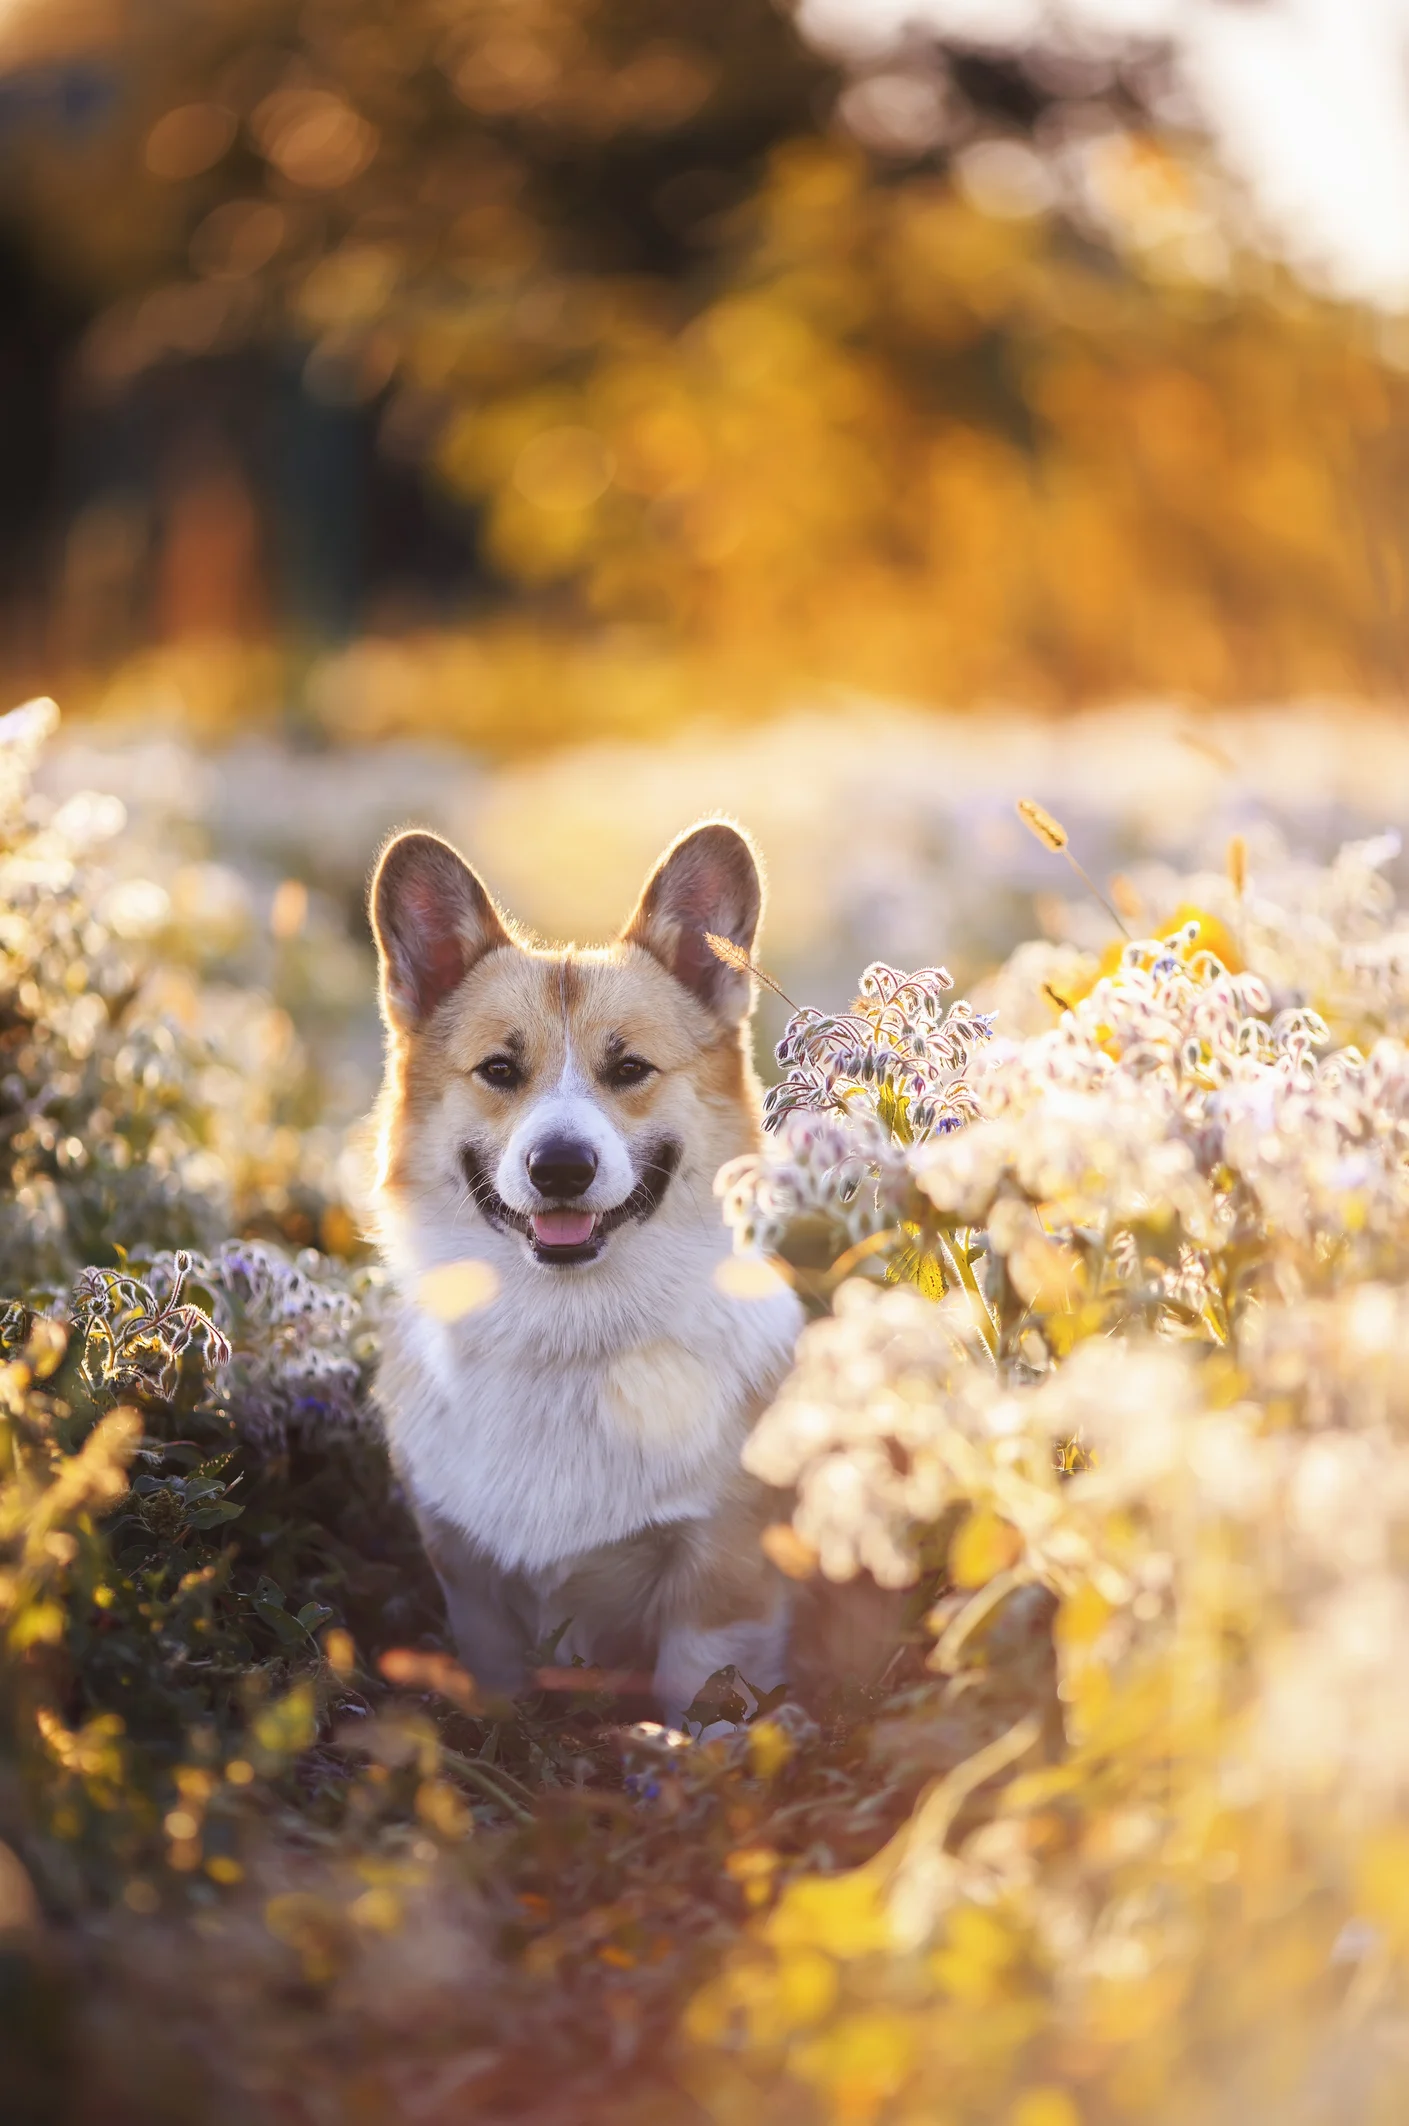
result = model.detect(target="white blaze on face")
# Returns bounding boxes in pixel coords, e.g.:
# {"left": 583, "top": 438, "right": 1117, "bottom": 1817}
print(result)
{"left": 493, "top": 1045, "right": 636, "bottom": 1217}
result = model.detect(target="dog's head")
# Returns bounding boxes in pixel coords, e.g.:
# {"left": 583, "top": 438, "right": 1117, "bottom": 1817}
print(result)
{"left": 370, "top": 821, "right": 765, "bottom": 1281}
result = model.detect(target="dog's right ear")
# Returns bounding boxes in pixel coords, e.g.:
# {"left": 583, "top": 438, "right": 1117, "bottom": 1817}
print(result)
{"left": 371, "top": 832, "right": 510, "bottom": 1033}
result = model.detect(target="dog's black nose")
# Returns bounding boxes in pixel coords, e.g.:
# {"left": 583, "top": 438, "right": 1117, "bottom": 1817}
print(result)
{"left": 527, "top": 1137, "right": 599, "bottom": 1200}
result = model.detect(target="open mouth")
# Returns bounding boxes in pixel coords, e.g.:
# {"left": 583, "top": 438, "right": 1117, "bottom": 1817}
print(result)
{"left": 461, "top": 1141, "right": 680, "bottom": 1266}
{"left": 529, "top": 1207, "right": 598, "bottom": 1251}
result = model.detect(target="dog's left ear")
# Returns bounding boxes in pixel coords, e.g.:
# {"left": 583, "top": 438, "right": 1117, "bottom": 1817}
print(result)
{"left": 622, "top": 821, "right": 762, "bottom": 1022}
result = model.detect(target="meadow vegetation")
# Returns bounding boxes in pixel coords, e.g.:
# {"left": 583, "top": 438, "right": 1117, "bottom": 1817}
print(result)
{"left": 3, "top": 688, "right": 1409, "bottom": 2125}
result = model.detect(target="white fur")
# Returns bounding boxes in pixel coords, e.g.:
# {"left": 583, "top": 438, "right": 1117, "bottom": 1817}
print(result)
{"left": 379, "top": 1177, "right": 800, "bottom": 1573}
{"left": 494, "top": 1047, "right": 636, "bottom": 1214}
{"left": 654, "top": 1612, "right": 790, "bottom": 1731}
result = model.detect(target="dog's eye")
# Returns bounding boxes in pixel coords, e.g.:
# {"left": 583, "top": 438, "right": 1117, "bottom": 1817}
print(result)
{"left": 608, "top": 1054, "right": 655, "bottom": 1088}
{"left": 476, "top": 1055, "right": 522, "bottom": 1089}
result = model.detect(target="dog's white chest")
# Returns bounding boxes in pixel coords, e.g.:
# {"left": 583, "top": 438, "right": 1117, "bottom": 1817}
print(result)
{"left": 382, "top": 1291, "right": 798, "bottom": 1574}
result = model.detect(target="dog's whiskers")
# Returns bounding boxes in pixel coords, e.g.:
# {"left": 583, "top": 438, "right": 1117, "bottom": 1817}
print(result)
{"left": 677, "top": 1168, "right": 712, "bottom": 1231}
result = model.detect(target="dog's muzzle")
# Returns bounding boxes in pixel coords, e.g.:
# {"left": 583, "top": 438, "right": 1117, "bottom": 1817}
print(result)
{"left": 461, "top": 1138, "right": 681, "bottom": 1266}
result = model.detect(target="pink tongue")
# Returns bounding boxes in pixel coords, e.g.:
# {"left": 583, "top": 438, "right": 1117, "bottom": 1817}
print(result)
{"left": 531, "top": 1209, "right": 597, "bottom": 1248}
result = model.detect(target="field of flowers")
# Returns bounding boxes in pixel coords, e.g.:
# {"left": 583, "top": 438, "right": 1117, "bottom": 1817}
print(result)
{"left": 4, "top": 688, "right": 1409, "bottom": 2125}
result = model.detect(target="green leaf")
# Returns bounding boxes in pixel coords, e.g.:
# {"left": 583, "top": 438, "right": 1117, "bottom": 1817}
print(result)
{"left": 255, "top": 1601, "right": 309, "bottom": 1648}
{"left": 888, "top": 1237, "right": 948, "bottom": 1300}
{"left": 185, "top": 1500, "right": 244, "bottom": 1528}
{"left": 182, "top": 1476, "right": 226, "bottom": 1502}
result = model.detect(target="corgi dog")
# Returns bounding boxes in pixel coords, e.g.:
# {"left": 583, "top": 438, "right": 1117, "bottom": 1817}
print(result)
{"left": 368, "top": 821, "right": 804, "bottom": 1725}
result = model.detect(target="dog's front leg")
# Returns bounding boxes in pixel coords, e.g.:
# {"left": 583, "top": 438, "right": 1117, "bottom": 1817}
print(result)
{"left": 653, "top": 1601, "right": 790, "bottom": 1735}
{"left": 422, "top": 1514, "right": 535, "bottom": 1698}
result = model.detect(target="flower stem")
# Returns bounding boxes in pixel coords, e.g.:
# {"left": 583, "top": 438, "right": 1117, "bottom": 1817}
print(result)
{"left": 938, "top": 1229, "right": 999, "bottom": 1366}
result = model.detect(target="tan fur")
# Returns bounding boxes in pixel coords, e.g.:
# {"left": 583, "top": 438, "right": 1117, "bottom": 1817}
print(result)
{"left": 377, "top": 946, "right": 756, "bottom": 1210}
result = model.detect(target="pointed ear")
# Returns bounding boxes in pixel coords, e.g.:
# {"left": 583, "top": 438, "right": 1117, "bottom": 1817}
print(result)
{"left": 370, "top": 831, "right": 510, "bottom": 1032}
{"left": 622, "top": 821, "right": 763, "bottom": 1022}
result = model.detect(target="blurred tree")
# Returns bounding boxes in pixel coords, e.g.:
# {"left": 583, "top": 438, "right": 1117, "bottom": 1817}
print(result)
{"left": 0, "top": 0, "right": 1406, "bottom": 729}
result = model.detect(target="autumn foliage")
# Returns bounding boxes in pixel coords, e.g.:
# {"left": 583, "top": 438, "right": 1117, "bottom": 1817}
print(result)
{"left": 2, "top": 0, "right": 1408, "bottom": 738}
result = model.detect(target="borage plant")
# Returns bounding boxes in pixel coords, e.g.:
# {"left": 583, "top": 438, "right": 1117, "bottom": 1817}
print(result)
{"left": 714, "top": 948, "right": 1000, "bottom": 1353}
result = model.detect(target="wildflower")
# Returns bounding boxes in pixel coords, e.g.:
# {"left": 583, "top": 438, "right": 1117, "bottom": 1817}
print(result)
{"left": 763, "top": 962, "right": 994, "bottom": 1145}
